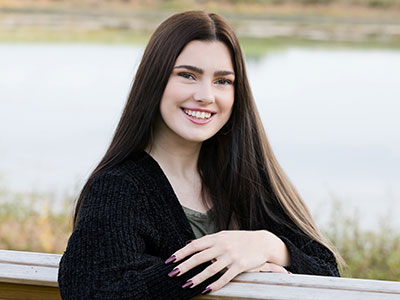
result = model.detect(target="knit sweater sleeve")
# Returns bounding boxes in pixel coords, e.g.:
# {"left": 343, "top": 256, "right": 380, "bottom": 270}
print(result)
{"left": 58, "top": 172, "right": 220, "bottom": 300}
{"left": 276, "top": 228, "right": 340, "bottom": 276}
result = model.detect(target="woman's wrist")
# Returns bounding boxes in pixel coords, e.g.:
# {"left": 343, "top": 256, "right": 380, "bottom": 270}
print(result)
{"left": 258, "top": 230, "right": 291, "bottom": 267}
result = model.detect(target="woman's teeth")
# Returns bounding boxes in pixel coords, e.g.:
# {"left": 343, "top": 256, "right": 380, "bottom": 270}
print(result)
{"left": 184, "top": 109, "right": 212, "bottom": 120}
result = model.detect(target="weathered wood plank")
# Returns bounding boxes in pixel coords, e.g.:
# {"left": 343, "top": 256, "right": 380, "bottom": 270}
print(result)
{"left": 193, "top": 281, "right": 400, "bottom": 300}
{"left": 0, "top": 250, "right": 60, "bottom": 268}
{"left": 0, "top": 250, "right": 60, "bottom": 287}
{"left": 231, "top": 273, "right": 400, "bottom": 294}
{"left": 0, "top": 263, "right": 58, "bottom": 287}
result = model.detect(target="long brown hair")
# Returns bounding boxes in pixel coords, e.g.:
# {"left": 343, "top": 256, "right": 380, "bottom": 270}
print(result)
{"left": 73, "top": 11, "right": 343, "bottom": 267}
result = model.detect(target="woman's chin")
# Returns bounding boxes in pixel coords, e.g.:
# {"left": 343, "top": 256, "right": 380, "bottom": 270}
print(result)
{"left": 180, "top": 131, "right": 219, "bottom": 144}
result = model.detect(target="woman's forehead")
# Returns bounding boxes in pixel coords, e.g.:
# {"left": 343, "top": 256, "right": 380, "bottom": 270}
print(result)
{"left": 174, "top": 40, "right": 234, "bottom": 73}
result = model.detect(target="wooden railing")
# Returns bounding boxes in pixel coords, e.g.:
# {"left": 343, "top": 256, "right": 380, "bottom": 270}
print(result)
{"left": 1, "top": 249, "right": 400, "bottom": 300}
{"left": 0, "top": 250, "right": 60, "bottom": 300}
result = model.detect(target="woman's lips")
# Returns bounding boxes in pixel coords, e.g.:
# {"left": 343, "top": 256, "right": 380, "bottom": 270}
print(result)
{"left": 181, "top": 108, "right": 215, "bottom": 125}
{"left": 182, "top": 107, "right": 217, "bottom": 114}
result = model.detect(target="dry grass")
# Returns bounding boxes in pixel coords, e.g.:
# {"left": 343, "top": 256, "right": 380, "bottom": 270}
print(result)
{"left": 324, "top": 201, "right": 400, "bottom": 280}
{"left": 0, "top": 188, "right": 73, "bottom": 253}
{"left": 0, "top": 186, "right": 399, "bottom": 280}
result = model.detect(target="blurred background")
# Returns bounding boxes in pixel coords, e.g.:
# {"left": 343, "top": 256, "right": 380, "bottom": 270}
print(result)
{"left": 0, "top": 0, "right": 399, "bottom": 280}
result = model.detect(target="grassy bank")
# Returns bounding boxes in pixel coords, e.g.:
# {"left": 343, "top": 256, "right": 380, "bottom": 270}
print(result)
{"left": 1, "top": 0, "right": 400, "bottom": 46}
{"left": 0, "top": 27, "right": 150, "bottom": 44}
{"left": 2, "top": 0, "right": 400, "bottom": 17}
{"left": 0, "top": 187, "right": 399, "bottom": 280}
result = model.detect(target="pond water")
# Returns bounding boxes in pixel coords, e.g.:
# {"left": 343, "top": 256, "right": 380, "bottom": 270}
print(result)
{"left": 0, "top": 43, "right": 399, "bottom": 230}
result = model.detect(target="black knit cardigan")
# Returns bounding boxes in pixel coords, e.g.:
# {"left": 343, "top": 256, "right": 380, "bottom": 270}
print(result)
{"left": 58, "top": 151, "right": 339, "bottom": 299}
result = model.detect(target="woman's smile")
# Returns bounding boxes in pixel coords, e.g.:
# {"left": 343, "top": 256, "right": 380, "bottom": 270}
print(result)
{"left": 182, "top": 107, "right": 216, "bottom": 124}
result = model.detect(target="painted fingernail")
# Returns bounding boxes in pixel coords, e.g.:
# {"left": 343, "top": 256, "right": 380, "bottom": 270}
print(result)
{"left": 165, "top": 255, "right": 176, "bottom": 264}
{"left": 201, "top": 287, "right": 212, "bottom": 295}
{"left": 182, "top": 280, "right": 193, "bottom": 289}
{"left": 185, "top": 239, "right": 193, "bottom": 245}
{"left": 168, "top": 267, "right": 180, "bottom": 277}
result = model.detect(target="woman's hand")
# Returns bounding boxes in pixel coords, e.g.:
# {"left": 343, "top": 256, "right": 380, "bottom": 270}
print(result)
{"left": 247, "top": 261, "right": 291, "bottom": 274}
{"left": 165, "top": 230, "right": 290, "bottom": 294}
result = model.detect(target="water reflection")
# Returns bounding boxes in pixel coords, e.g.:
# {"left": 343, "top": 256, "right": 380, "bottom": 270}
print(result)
{"left": 0, "top": 43, "right": 399, "bottom": 229}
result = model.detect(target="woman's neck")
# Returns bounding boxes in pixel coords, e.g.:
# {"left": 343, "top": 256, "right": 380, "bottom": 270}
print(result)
{"left": 146, "top": 130, "right": 209, "bottom": 212}
{"left": 146, "top": 124, "right": 202, "bottom": 180}
{"left": 148, "top": 142, "right": 200, "bottom": 180}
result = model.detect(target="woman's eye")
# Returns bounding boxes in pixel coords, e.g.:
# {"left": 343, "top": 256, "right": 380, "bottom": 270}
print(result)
{"left": 178, "top": 72, "right": 195, "bottom": 80}
{"left": 215, "top": 78, "right": 233, "bottom": 85}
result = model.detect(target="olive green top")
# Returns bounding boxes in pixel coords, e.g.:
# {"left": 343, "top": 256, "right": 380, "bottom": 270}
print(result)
{"left": 182, "top": 206, "right": 218, "bottom": 239}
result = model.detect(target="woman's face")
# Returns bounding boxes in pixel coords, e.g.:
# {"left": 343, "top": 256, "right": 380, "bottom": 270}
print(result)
{"left": 157, "top": 40, "right": 235, "bottom": 145}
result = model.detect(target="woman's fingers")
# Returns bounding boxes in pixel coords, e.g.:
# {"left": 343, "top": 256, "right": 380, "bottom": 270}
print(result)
{"left": 165, "top": 230, "right": 292, "bottom": 292}
{"left": 182, "top": 257, "right": 230, "bottom": 288}
{"left": 172, "top": 248, "right": 219, "bottom": 277}
{"left": 179, "top": 261, "right": 290, "bottom": 293}
{"left": 247, "top": 265, "right": 263, "bottom": 272}
{"left": 259, "top": 262, "right": 290, "bottom": 274}
{"left": 198, "top": 263, "right": 241, "bottom": 293}
{"left": 247, "top": 262, "right": 291, "bottom": 274}
{"left": 166, "top": 235, "right": 214, "bottom": 264}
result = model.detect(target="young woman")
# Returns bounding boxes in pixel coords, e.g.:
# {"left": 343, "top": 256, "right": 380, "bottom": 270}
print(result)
{"left": 58, "top": 10, "right": 341, "bottom": 300}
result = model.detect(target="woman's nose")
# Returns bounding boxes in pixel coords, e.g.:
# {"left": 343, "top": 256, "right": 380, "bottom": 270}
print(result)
{"left": 193, "top": 81, "right": 215, "bottom": 104}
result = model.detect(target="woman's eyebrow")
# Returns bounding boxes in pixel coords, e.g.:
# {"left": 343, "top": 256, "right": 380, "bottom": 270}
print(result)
{"left": 174, "top": 65, "right": 235, "bottom": 76}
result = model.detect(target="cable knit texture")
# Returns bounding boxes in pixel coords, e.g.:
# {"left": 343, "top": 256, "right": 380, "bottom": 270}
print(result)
{"left": 58, "top": 151, "right": 339, "bottom": 299}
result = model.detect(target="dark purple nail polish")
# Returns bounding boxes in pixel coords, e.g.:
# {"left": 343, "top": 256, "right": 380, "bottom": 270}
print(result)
{"left": 185, "top": 239, "right": 193, "bottom": 245}
{"left": 168, "top": 267, "right": 180, "bottom": 277}
{"left": 165, "top": 255, "right": 176, "bottom": 264}
{"left": 201, "top": 287, "right": 212, "bottom": 295}
{"left": 182, "top": 280, "right": 193, "bottom": 289}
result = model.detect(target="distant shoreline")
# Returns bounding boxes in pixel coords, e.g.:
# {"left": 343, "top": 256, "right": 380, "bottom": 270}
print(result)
{"left": 1, "top": 13, "right": 400, "bottom": 48}
{"left": 2, "top": 0, "right": 400, "bottom": 18}
{"left": 1, "top": 2, "right": 400, "bottom": 45}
